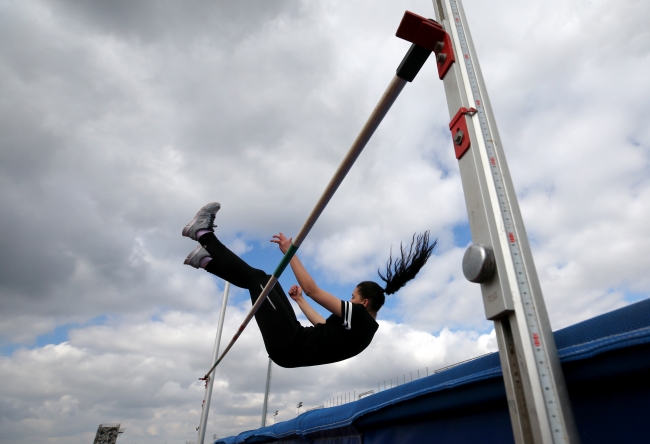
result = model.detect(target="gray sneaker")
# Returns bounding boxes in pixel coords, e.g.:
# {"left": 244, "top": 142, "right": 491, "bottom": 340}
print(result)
{"left": 184, "top": 245, "right": 211, "bottom": 269}
{"left": 182, "top": 202, "right": 221, "bottom": 240}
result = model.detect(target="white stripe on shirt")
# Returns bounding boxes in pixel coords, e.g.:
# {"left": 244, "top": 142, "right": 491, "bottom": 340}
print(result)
{"left": 261, "top": 284, "right": 276, "bottom": 310}
{"left": 342, "top": 301, "right": 352, "bottom": 330}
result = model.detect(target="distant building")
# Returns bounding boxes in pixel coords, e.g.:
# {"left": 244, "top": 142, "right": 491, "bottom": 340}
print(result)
{"left": 92, "top": 423, "right": 124, "bottom": 444}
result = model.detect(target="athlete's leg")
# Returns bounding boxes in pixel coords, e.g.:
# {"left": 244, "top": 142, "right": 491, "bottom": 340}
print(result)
{"left": 201, "top": 252, "right": 299, "bottom": 327}
{"left": 206, "top": 261, "right": 301, "bottom": 363}
{"left": 182, "top": 204, "right": 302, "bottom": 364}
{"left": 255, "top": 284, "right": 305, "bottom": 368}
{"left": 198, "top": 232, "right": 261, "bottom": 289}
{"left": 199, "top": 232, "right": 299, "bottom": 322}
{"left": 265, "top": 280, "right": 300, "bottom": 326}
{"left": 197, "top": 234, "right": 302, "bottom": 361}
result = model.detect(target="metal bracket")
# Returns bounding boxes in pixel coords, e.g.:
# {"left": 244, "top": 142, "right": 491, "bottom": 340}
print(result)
{"left": 433, "top": 32, "right": 455, "bottom": 79}
{"left": 449, "top": 107, "right": 476, "bottom": 159}
{"left": 395, "top": 11, "right": 455, "bottom": 79}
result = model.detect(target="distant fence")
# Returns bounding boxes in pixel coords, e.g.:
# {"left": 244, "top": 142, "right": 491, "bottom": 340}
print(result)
{"left": 318, "top": 353, "right": 493, "bottom": 410}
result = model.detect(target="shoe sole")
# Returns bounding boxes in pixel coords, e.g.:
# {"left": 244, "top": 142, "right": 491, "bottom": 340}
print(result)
{"left": 184, "top": 245, "right": 205, "bottom": 266}
{"left": 182, "top": 202, "right": 221, "bottom": 239}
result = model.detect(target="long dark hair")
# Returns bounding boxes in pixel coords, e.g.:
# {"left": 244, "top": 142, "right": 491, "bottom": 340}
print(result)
{"left": 357, "top": 231, "right": 437, "bottom": 312}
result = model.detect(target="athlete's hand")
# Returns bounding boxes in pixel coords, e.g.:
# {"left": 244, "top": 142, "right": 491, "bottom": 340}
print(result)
{"left": 288, "top": 285, "right": 303, "bottom": 302}
{"left": 270, "top": 232, "right": 292, "bottom": 254}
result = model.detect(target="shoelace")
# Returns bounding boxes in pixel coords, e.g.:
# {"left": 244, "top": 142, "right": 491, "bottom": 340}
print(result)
{"left": 207, "top": 214, "right": 217, "bottom": 229}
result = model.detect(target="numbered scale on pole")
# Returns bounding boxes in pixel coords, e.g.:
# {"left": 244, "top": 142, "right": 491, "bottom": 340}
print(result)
{"left": 446, "top": 3, "right": 567, "bottom": 435}
{"left": 432, "top": 0, "right": 581, "bottom": 442}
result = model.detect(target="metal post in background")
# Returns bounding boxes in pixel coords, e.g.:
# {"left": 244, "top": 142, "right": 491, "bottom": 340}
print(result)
{"left": 92, "top": 424, "right": 124, "bottom": 444}
{"left": 261, "top": 358, "right": 273, "bottom": 427}
{"left": 197, "top": 282, "right": 231, "bottom": 444}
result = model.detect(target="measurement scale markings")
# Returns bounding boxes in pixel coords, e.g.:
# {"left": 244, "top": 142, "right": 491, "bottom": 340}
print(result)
{"left": 447, "top": 0, "right": 567, "bottom": 440}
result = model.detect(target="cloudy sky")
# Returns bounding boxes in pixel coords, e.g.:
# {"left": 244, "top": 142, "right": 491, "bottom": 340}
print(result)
{"left": 1, "top": 0, "right": 649, "bottom": 442}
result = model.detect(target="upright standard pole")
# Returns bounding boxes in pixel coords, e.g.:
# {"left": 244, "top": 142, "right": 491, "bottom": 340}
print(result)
{"left": 261, "top": 358, "right": 273, "bottom": 427}
{"left": 428, "top": 2, "right": 580, "bottom": 443}
{"left": 202, "top": 10, "right": 449, "bottom": 380}
{"left": 197, "top": 282, "right": 231, "bottom": 444}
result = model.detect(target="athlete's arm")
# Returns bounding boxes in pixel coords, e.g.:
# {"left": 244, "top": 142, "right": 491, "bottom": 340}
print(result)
{"left": 271, "top": 232, "right": 343, "bottom": 318}
{"left": 288, "top": 285, "right": 326, "bottom": 325}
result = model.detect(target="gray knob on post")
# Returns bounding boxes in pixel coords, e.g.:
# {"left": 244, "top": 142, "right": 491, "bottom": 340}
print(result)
{"left": 462, "top": 244, "right": 495, "bottom": 283}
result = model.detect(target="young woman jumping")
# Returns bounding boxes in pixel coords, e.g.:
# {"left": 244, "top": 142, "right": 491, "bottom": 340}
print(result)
{"left": 182, "top": 202, "right": 436, "bottom": 368}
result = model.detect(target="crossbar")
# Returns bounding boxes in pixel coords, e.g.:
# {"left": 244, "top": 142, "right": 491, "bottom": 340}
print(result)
{"left": 203, "top": 74, "right": 407, "bottom": 379}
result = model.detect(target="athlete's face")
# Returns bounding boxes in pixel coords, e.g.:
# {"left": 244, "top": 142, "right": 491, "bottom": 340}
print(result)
{"left": 351, "top": 287, "right": 369, "bottom": 308}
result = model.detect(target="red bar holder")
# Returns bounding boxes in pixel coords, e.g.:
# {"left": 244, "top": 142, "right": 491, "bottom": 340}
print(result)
{"left": 449, "top": 107, "right": 476, "bottom": 159}
{"left": 396, "top": 11, "right": 455, "bottom": 79}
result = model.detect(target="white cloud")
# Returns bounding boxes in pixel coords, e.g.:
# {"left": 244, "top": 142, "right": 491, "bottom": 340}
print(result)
{"left": 0, "top": 309, "right": 496, "bottom": 443}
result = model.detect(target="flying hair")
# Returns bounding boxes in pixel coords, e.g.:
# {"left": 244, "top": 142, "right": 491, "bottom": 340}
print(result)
{"left": 378, "top": 231, "right": 437, "bottom": 295}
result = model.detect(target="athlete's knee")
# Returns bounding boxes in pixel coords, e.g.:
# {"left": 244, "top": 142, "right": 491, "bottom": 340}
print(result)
{"left": 241, "top": 269, "right": 269, "bottom": 294}
{"left": 249, "top": 269, "right": 269, "bottom": 285}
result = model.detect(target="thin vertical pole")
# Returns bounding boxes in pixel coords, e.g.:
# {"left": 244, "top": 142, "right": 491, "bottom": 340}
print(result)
{"left": 198, "top": 282, "right": 231, "bottom": 444}
{"left": 261, "top": 358, "right": 273, "bottom": 427}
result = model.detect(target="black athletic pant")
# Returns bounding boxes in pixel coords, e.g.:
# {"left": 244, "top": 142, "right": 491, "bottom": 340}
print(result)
{"left": 199, "top": 232, "right": 303, "bottom": 365}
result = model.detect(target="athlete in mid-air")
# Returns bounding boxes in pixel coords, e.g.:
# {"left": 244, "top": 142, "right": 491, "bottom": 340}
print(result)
{"left": 182, "top": 202, "right": 436, "bottom": 368}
